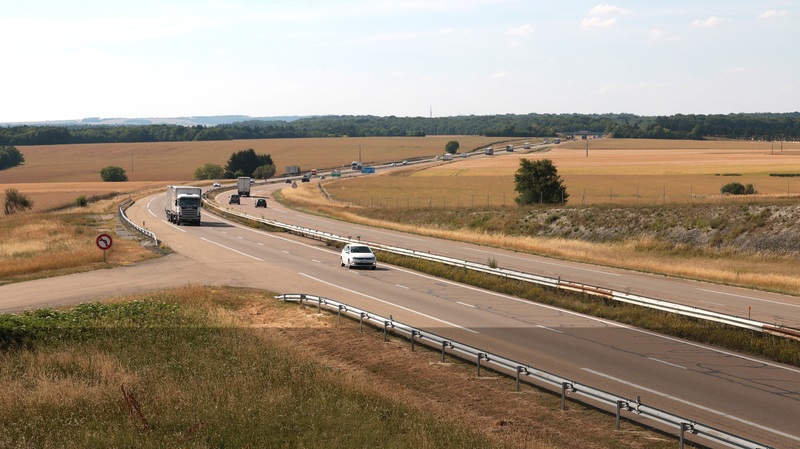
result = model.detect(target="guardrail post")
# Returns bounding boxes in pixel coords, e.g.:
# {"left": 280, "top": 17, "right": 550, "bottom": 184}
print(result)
{"left": 679, "top": 422, "right": 695, "bottom": 449}
{"left": 616, "top": 401, "right": 624, "bottom": 430}
{"left": 561, "top": 382, "right": 574, "bottom": 410}
{"left": 337, "top": 305, "right": 343, "bottom": 324}
{"left": 515, "top": 366, "right": 527, "bottom": 391}
{"left": 383, "top": 321, "right": 390, "bottom": 342}
{"left": 299, "top": 294, "right": 306, "bottom": 305}
{"left": 317, "top": 297, "right": 322, "bottom": 312}
{"left": 411, "top": 330, "right": 420, "bottom": 351}
{"left": 360, "top": 313, "right": 368, "bottom": 333}
{"left": 476, "top": 353, "right": 487, "bottom": 377}
{"left": 441, "top": 341, "right": 452, "bottom": 363}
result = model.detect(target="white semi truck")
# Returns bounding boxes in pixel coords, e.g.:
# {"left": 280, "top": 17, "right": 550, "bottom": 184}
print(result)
{"left": 237, "top": 176, "right": 251, "bottom": 197}
{"left": 165, "top": 185, "right": 202, "bottom": 225}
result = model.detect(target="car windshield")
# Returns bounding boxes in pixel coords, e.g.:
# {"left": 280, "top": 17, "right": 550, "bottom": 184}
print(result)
{"left": 350, "top": 246, "right": 372, "bottom": 254}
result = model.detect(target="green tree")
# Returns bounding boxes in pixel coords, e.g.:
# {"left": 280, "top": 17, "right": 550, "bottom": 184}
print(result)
{"left": 4, "top": 188, "right": 33, "bottom": 214}
{"left": 514, "top": 158, "right": 568, "bottom": 205}
{"left": 0, "top": 146, "right": 25, "bottom": 170}
{"left": 225, "top": 149, "right": 273, "bottom": 178}
{"left": 99, "top": 166, "right": 128, "bottom": 182}
{"left": 445, "top": 140, "right": 460, "bottom": 154}
{"left": 252, "top": 164, "right": 276, "bottom": 181}
{"left": 194, "top": 163, "right": 226, "bottom": 180}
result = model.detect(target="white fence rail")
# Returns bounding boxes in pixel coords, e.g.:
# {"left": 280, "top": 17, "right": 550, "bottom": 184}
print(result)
{"left": 278, "top": 293, "right": 774, "bottom": 449}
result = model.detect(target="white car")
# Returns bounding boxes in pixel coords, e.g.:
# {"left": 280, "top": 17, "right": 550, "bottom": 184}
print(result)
{"left": 340, "top": 244, "right": 377, "bottom": 270}
{"left": 213, "top": 182, "right": 221, "bottom": 187}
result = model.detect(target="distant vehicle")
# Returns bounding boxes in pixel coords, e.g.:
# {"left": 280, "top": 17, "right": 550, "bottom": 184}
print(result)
{"left": 554, "top": 138, "right": 560, "bottom": 144}
{"left": 442, "top": 153, "right": 453, "bottom": 161}
{"left": 523, "top": 142, "right": 531, "bottom": 149}
{"left": 484, "top": 147, "right": 494, "bottom": 155}
{"left": 435, "top": 155, "right": 441, "bottom": 160}
{"left": 361, "top": 166, "right": 375, "bottom": 174}
{"left": 331, "top": 170, "right": 341, "bottom": 178}
{"left": 229, "top": 194, "right": 240, "bottom": 204}
{"left": 254, "top": 198, "right": 267, "bottom": 208}
{"left": 505, "top": 145, "right": 514, "bottom": 152}
{"left": 237, "top": 177, "right": 251, "bottom": 197}
{"left": 340, "top": 243, "right": 377, "bottom": 269}
{"left": 461, "top": 153, "right": 469, "bottom": 158}
{"left": 212, "top": 182, "right": 221, "bottom": 187}
{"left": 390, "top": 162, "right": 396, "bottom": 167}
{"left": 311, "top": 169, "right": 318, "bottom": 175}
{"left": 165, "top": 185, "right": 202, "bottom": 226}
{"left": 284, "top": 178, "right": 292, "bottom": 183}
{"left": 402, "top": 160, "right": 408, "bottom": 165}
{"left": 286, "top": 165, "right": 301, "bottom": 175}
{"left": 301, "top": 176, "right": 310, "bottom": 182}
{"left": 351, "top": 161, "right": 362, "bottom": 170}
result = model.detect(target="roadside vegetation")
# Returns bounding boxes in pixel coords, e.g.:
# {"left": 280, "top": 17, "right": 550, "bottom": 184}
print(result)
{"left": 0, "top": 286, "right": 681, "bottom": 449}
{"left": 0, "top": 197, "right": 158, "bottom": 285}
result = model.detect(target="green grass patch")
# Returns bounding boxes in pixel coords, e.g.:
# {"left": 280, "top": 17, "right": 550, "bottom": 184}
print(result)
{"left": 0, "top": 287, "right": 506, "bottom": 449}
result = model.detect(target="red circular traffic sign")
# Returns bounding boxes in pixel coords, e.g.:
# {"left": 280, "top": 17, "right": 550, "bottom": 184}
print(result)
{"left": 96, "top": 233, "right": 113, "bottom": 250}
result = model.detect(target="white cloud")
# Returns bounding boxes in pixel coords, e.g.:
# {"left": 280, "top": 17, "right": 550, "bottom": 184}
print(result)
{"left": 587, "top": 4, "right": 631, "bottom": 16}
{"left": 581, "top": 4, "right": 631, "bottom": 29}
{"left": 757, "top": 10, "right": 788, "bottom": 19}
{"left": 508, "top": 24, "right": 534, "bottom": 36}
{"left": 581, "top": 16, "right": 617, "bottom": 30}
{"left": 692, "top": 16, "right": 730, "bottom": 28}
{"left": 647, "top": 28, "right": 680, "bottom": 44}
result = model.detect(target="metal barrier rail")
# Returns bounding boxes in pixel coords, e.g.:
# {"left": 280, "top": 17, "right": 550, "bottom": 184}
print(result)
{"left": 203, "top": 198, "right": 799, "bottom": 340}
{"left": 277, "top": 293, "right": 774, "bottom": 449}
{"left": 118, "top": 199, "right": 158, "bottom": 246}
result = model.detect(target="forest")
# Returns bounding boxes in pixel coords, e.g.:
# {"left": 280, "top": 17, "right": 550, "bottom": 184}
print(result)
{"left": 1, "top": 112, "right": 798, "bottom": 146}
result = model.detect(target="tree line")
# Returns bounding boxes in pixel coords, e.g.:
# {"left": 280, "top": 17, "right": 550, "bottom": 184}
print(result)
{"left": 1, "top": 112, "right": 798, "bottom": 146}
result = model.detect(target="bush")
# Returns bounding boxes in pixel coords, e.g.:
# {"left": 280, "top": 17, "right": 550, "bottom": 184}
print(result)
{"left": 75, "top": 196, "right": 87, "bottom": 207}
{"left": 99, "top": 166, "right": 128, "bottom": 182}
{"left": 721, "top": 182, "right": 745, "bottom": 195}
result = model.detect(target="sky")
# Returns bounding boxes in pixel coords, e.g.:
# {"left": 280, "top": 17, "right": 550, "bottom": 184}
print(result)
{"left": 1, "top": 0, "right": 798, "bottom": 122}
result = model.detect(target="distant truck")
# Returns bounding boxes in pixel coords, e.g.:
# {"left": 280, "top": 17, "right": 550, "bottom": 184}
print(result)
{"left": 484, "top": 146, "right": 494, "bottom": 155}
{"left": 361, "top": 166, "right": 375, "bottom": 174}
{"left": 165, "top": 185, "right": 202, "bottom": 226}
{"left": 237, "top": 176, "right": 251, "bottom": 197}
{"left": 286, "top": 165, "right": 301, "bottom": 175}
{"left": 443, "top": 153, "right": 454, "bottom": 161}
{"left": 351, "top": 161, "right": 362, "bottom": 171}
{"left": 523, "top": 142, "right": 531, "bottom": 149}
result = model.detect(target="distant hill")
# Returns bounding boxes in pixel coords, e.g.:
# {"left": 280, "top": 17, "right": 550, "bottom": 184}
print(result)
{"left": 1, "top": 115, "right": 303, "bottom": 127}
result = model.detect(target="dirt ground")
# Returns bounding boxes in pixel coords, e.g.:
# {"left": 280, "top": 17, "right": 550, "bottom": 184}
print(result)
{"left": 242, "top": 300, "right": 678, "bottom": 449}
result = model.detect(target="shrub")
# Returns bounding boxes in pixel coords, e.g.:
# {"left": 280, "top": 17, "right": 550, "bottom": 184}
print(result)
{"left": 99, "top": 166, "right": 128, "bottom": 182}
{"left": 75, "top": 196, "right": 88, "bottom": 207}
{"left": 721, "top": 182, "right": 745, "bottom": 195}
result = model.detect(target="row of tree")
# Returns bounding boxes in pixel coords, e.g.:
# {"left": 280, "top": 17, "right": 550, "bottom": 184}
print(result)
{"left": 195, "top": 149, "right": 275, "bottom": 180}
{"left": 2, "top": 112, "right": 799, "bottom": 146}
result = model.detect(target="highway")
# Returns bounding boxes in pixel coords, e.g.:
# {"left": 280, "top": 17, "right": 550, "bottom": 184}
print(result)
{"left": 2, "top": 181, "right": 798, "bottom": 448}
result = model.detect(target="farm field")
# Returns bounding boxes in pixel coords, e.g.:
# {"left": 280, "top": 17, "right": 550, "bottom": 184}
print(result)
{"left": 0, "top": 136, "right": 502, "bottom": 211}
{"left": 323, "top": 139, "right": 800, "bottom": 207}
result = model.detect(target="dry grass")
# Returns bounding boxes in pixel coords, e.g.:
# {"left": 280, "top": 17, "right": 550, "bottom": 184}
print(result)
{"left": 325, "top": 139, "right": 800, "bottom": 207}
{"left": 0, "top": 198, "right": 158, "bottom": 284}
{"left": 7, "top": 136, "right": 504, "bottom": 183}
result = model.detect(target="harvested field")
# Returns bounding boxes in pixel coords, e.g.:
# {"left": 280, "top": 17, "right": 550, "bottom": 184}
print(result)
{"left": 324, "top": 139, "right": 800, "bottom": 207}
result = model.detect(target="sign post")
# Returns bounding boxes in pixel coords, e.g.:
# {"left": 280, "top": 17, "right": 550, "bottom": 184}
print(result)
{"left": 96, "top": 233, "right": 113, "bottom": 262}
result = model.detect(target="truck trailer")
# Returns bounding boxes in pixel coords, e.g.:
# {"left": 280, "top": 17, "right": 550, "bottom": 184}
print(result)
{"left": 165, "top": 185, "right": 202, "bottom": 225}
{"left": 286, "top": 165, "right": 301, "bottom": 175}
{"left": 237, "top": 176, "right": 251, "bottom": 197}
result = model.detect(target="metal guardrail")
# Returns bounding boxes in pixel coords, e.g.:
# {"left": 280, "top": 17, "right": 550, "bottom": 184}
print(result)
{"left": 277, "top": 293, "right": 774, "bottom": 449}
{"left": 202, "top": 198, "right": 800, "bottom": 341}
{"left": 118, "top": 199, "right": 158, "bottom": 246}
